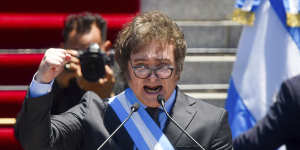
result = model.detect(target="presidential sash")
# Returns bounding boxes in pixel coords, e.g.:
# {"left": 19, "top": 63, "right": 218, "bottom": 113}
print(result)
{"left": 108, "top": 88, "right": 174, "bottom": 150}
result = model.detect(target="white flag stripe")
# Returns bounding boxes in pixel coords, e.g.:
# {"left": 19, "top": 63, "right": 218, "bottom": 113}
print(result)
{"left": 288, "top": 0, "right": 300, "bottom": 13}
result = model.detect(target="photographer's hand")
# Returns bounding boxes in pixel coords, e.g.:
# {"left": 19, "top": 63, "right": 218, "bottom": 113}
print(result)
{"left": 35, "top": 49, "right": 77, "bottom": 83}
{"left": 101, "top": 40, "right": 112, "bottom": 54}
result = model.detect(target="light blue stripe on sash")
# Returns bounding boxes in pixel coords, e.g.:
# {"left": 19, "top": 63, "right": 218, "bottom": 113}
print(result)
{"left": 109, "top": 95, "right": 150, "bottom": 150}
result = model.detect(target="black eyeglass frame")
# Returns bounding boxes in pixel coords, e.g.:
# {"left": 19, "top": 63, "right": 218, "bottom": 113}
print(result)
{"left": 130, "top": 61, "right": 175, "bottom": 79}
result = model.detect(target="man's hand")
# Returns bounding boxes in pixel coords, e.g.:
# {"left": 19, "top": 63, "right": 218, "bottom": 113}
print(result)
{"left": 35, "top": 48, "right": 77, "bottom": 83}
{"left": 55, "top": 52, "right": 81, "bottom": 88}
{"left": 101, "top": 40, "right": 112, "bottom": 54}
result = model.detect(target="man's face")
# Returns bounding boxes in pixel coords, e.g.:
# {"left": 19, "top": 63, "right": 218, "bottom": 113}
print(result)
{"left": 128, "top": 41, "right": 179, "bottom": 107}
{"left": 64, "top": 24, "right": 102, "bottom": 50}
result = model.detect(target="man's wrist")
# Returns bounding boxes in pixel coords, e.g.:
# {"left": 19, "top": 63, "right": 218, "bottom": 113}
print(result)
{"left": 29, "top": 73, "right": 54, "bottom": 98}
{"left": 35, "top": 71, "right": 52, "bottom": 84}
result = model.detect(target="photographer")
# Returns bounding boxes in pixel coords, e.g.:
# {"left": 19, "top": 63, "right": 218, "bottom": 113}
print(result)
{"left": 51, "top": 12, "right": 116, "bottom": 114}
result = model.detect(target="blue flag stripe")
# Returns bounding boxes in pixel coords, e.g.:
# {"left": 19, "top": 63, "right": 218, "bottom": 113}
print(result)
{"left": 252, "top": 0, "right": 263, "bottom": 11}
{"left": 283, "top": 0, "right": 291, "bottom": 12}
{"left": 225, "top": 78, "right": 257, "bottom": 138}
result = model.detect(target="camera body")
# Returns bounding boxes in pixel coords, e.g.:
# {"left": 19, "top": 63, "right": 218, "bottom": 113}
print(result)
{"left": 78, "top": 43, "right": 113, "bottom": 82}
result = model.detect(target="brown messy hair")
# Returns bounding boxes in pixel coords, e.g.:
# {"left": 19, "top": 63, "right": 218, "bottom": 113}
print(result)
{"left": 114, "top": 11, "right": 187, "bottom": 81}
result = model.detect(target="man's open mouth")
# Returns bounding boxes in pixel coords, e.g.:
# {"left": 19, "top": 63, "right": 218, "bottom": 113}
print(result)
{"left": 144, "top": 85, "right": 162, "bottom": 94}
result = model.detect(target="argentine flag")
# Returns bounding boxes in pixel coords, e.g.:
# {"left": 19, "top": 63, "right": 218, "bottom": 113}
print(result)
{"left": 226, "top": 0, "right": 300, "bottom": 140}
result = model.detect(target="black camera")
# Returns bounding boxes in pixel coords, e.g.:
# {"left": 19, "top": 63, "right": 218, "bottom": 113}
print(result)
{"left": 78, "top": 43, "right": 113, "bottom": 82}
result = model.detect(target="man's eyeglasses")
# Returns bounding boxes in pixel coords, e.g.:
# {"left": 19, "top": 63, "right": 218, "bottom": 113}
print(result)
{"left": 130, "top": 62, "right": 174, "bottom": 79}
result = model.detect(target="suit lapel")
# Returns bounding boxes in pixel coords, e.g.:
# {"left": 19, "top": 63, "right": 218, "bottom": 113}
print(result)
{"left": 164, "top": 89, "right": 197, "bottom": 146}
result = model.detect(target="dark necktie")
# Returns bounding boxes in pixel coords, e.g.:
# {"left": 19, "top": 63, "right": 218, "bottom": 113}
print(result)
{"left": 146, "top": 107, "right": 160, "bottom": 127}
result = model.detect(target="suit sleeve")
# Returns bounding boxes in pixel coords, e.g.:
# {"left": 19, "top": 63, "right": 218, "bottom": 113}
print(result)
{"left": 51, "top": 79, "right": 86, "bottom": 114}
{"left": 14, "top": 90, "right": 88, "bottom": 150}
{"left": 209, "top": 111, "right": 233, "bottom": 150}
{"left": 233, "top": 79, "right": 299, "bottom": 150}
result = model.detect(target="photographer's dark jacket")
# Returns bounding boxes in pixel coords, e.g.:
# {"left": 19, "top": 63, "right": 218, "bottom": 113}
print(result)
{"left": 15, "top": 87, "right": 233, "bottom": 150}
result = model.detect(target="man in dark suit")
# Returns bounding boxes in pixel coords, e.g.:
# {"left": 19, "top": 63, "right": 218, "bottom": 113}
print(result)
{"left": 233, "top": 75, "right": 300, "bottom": 150}
{"left": 14, "top": 11, "right": 232, "bottom": 150}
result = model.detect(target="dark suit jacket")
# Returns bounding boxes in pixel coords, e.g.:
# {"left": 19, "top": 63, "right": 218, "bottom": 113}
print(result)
{"left": 51, "top": 79, "right": 86, "bottom": 114}
{"left": 15, "top": 87, "right": 232, "bottom": 150}
{"left": 233, "top": 75, "right": 300, "bottom": 150}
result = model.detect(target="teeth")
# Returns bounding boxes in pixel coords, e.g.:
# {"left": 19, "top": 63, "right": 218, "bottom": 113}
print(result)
{"left": 144, "top": 86, "right": 162, "bottom": 93}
